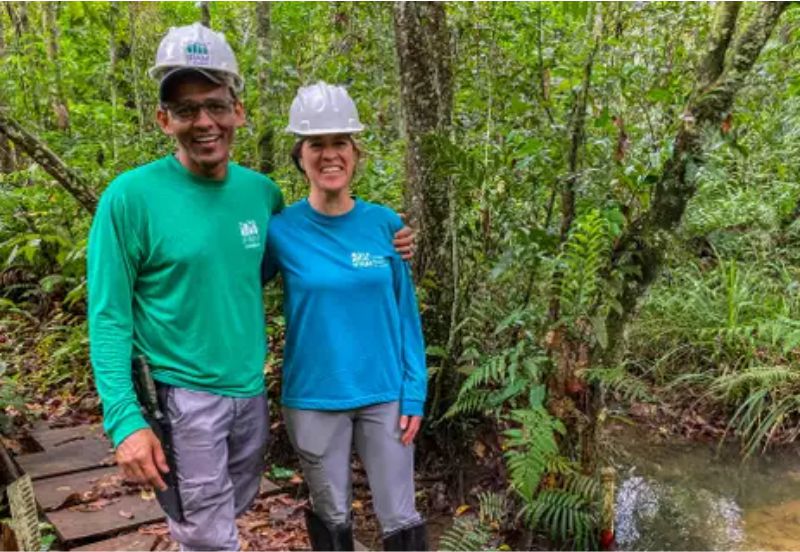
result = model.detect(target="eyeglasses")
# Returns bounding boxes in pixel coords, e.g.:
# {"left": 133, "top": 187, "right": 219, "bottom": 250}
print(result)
{"left": 163, "top": 99, "right": 236, "bottom": 122}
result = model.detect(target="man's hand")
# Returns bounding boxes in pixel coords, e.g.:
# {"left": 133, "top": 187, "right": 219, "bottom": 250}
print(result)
{"left": 393, "top": 226, "right": 416, "bottom": 261}
{"left": 116, "top": 428, "right": 169, "bottom": 491}
{"left": 399, "top": 415, "right": 422, "bottom": 446}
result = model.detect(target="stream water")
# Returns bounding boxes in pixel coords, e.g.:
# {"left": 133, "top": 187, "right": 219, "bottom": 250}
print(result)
{"left": 612, "top": 428, "right": 800, "bottom": 550}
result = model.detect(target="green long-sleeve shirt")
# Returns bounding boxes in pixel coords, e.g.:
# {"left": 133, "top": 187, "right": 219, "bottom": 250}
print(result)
{"left": 87, "top": 155, "right": 283, "bottom": 447}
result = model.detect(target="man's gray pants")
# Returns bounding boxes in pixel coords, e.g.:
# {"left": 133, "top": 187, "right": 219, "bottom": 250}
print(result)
{"left": 284, "top": 401, "right": 422, "bottom": 535}
{"left": 165, "top": 387, "right": 268, "bottom": 551}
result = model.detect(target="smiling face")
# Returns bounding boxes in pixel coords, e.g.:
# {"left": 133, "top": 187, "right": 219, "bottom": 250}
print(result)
{"left": 299, "top": 134, "right": 358, "bottom": 196}
{"left": 156, "top": 74, "right": 245, "bottom": 180}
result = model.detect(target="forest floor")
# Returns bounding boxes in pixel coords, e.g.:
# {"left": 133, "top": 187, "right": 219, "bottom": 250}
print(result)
{"left": 1, "top": 378, "right": 469, "bottom": 551}
{"left": 4, "top": 385, "right": 737, "bottom": 551}
{"left": 1, "top": 313, "right": 762, "bottom": 551}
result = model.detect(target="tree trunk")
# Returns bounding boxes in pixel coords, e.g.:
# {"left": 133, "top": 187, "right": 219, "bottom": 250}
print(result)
{"left": 255, "top": 2, "right": 275, "bottom": 175}
{"left": 0, "top": 6, "right": 6, "bottom": 57}
{"left": 0, "top": 11, "right": 15, "bottom": 173}
{"left": 7, "top": 3, "right": 41, "bottom": 124}
{"left": 559, "top": 12, "right": 601, "bottom": 244}
{"left": 393, "top": 1, "right": 454, "bottom": 413}
{"left": 546, "top": 9, "right": 603, "bottom": 427}
{"left": 699, "top": 2, "right": 742, "bottom": 89}
{"left": 128, "top": 2, "right": 146, "bottom": 141}
{"left": 0, "top": 110, "right": 97, "bottom": 213}
{"left": 44, "top": 3, "right": 69, "bottom": 131}
{"left": 108, "top": 2, "right": 120, "bottom": 165}
{"left": 5, "top": 3, "right": 28, "bottom": 40}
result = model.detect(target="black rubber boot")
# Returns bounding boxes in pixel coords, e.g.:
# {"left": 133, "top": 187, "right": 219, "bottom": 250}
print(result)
{"left": 304, "top": 508, "right": 355, "bottom": 551}
{"left": 383, "top": 521, "right": 428, "bottom": 551}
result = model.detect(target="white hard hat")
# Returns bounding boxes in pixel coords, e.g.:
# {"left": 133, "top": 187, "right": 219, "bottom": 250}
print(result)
{"left": 149, "top": 23, "right": 243, "bottom": 99}
{"left": 286, "top": 82, "right": 364, "bottom": 136}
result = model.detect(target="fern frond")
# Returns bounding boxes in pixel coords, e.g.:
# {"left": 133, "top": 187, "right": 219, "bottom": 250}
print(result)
{"left": 585, "top": 365, "right": 654, "bottom": 402}
{"left": 503, "top": 407, "right": 562, "bottom": 502}
{"left": 526, "top": 489, "right": 597, "bottom": 550}
{"left": 437, "top": 516, "right": 492, "bottom": 552}
{"left": 477, "top": 491, "right": 508, "bottom": 526}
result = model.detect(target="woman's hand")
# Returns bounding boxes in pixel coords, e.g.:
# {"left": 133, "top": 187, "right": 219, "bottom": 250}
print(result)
{"left": 393, "top": 225, "right": 416, "bottom": 260}
{"left": 399, "top": 415, "right": 422, "bottom": 446}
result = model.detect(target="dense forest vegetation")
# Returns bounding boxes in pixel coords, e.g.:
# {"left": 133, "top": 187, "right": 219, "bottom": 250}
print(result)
{"left": 1, "top": 2, "right": 799, "bottom": 549}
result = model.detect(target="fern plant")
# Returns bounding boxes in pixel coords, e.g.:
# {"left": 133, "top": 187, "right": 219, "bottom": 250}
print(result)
{"left": 444, "top": 340, "right": 549, "bottom": 419}
{"left": 437, "top": 491, "right": 509, "bottom": 551}
{"left": 438, "top": 517, "right": 492, "bottom": 552}
{"left": 711, "top": 364, "right": 800, "bottom": 457}
{"left": 553, "top": 209, "right": 621, "bottom": 349}
{"left": 503, "top": 399, "right": 601, "bottom": 550}
{"left": 503, "top": 405, "right": 564, "bottom": 502}
{"left": 584, "top": 363, "right": 654, "bottom": 403}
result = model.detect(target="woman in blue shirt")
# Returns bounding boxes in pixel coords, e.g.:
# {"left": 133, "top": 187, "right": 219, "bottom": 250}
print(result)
{"left": 263, "top": 82, "right": 428, "bottom": 551}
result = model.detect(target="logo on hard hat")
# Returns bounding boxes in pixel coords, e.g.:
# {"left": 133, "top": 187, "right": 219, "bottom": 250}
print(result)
{"left": 185, "top": 42, "right": 210, "bottom": 66}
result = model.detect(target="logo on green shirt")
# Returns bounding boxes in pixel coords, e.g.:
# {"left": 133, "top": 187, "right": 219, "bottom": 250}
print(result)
{"left": 239, "top": 220, "right": 260, "bottom": 249}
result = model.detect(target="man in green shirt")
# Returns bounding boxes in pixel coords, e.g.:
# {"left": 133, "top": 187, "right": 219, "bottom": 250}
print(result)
{"left": 87, "top": 24, "right": 412, "bottom": 550}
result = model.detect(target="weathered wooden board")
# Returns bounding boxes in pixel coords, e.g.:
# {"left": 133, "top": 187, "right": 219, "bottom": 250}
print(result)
{"left": 17, "top": 438, "right": 114, "bottom": 480}
{"left": 31, "top": 424, "right": 108, "bottom": 452}
{"left": 46, "top": 492, "right": 164, "bottom": 543}
{"left": 33, "top": 466, "right": 125, "bottom": 511}
{"left": 19, "top": 423, "right": 298, "bottom": 549}
{"left": 71, "top": 531, "right": 158, "bottom": 552}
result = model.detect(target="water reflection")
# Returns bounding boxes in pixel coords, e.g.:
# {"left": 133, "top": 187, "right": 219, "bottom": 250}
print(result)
{"left": 615, "top": 475, "right": 743, "bottom": 550}
{"left": 611, "top": 431, "right": 800, "bottom": 550}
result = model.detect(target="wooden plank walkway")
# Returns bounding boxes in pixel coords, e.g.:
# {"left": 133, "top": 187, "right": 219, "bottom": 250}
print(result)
{"left": 71, "top": 532, "right": 158, "bottom": 552}
{"left": 10, "top": 423, "right": 287, "bottom": 550}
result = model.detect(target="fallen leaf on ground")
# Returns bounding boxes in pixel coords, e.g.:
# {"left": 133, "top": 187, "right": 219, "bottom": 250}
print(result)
{"left": 455, "top": 504, "right": 471, "bottom": 516}
{"left": 70, "top": 497, "right": 116, "bottom": 512}
{"left": 54, "top": 492, "right": 85, "bottom": 510}
{"left": 241, "top": 518, "right": 271, "bottom": 531}
{"left": 138, "top": 523, "right": 170, "bottom": 536}
{"left": 119, "top": 510, "right": 134, "bottom": 519}
{"left": 141, "top": 488, "right": 156, "bottom": 501}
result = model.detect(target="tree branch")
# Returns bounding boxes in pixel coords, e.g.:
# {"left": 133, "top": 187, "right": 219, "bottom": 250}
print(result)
{"left": 0, "top": 109, "right": 97, "bottom": 213}
{"left": 699, "top": 2, "right": 741, "bottom": 89}
{"left": 559, "top": 7, "right": 602, "bottom": 242}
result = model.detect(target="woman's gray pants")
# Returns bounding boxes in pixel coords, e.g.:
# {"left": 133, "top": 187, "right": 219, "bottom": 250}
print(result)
{"left": 284, "top": 401, "right": 422, "bottom": 535}
{"left": 165, "top": 387, "right": 269, "bottom": 551}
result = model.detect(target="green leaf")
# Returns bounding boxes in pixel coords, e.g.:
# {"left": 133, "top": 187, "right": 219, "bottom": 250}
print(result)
{"left": 269, "top": 465, "right": 295, "bottom": 480}
{"left": 426, "top": 345, "right": 447, "bottom": 358}
{"left": 528, "top": 384, "right": 546, "bottom": 408}
{"left": 646, "top": 87, "right": 672, "bottom": 103}
{"left": 591, "top": 314, "right": 608, "bottom": 349}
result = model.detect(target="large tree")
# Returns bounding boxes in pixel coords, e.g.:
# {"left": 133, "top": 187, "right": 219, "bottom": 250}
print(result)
{"left": 552, "top": 1, "right": 793, "bottom": 470}
{"left": 393, "top": 1, "right": 454, "bottom": 342}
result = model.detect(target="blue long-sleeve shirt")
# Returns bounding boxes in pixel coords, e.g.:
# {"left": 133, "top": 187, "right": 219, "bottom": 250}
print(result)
{"left": 264, "top": 198, "right": 427, "bottom": 416}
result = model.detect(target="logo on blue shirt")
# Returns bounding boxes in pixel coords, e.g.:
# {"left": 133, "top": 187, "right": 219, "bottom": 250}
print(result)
{"left": 351, "top": 252, "right": 388, "bottom": 269}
